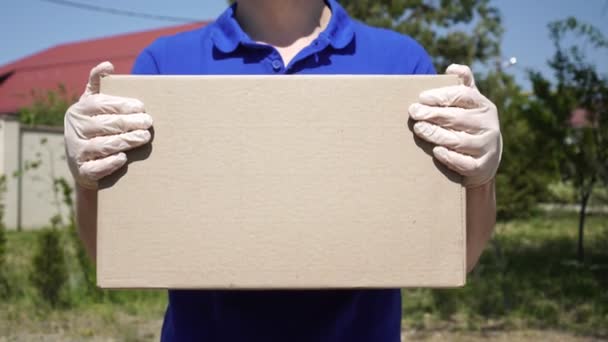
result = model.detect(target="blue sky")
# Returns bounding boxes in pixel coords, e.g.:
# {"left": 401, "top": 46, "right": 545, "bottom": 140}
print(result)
{"left": 1, "top": 0, "right": 607, "bottom": 89}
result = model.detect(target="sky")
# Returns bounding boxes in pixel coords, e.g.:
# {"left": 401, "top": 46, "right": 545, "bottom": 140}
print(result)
{"left": 1, "top": 0, "right": 607, "bottom": 89}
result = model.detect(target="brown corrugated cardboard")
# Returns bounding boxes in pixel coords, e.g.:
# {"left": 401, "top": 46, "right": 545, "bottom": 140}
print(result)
{"left": 98, "top": 75, "right": 465, "bottom": 289}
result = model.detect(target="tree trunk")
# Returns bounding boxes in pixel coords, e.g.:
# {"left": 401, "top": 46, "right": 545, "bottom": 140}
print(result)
{"left": 577, "top": 190, "right": 591, "bottom": 263}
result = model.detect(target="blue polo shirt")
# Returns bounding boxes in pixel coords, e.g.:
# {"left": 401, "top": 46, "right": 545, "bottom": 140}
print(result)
{"left": 132, "top": 1, "right": 435, "bottom": 341}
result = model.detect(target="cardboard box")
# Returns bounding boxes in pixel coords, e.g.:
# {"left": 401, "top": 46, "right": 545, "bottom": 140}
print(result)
{"left": 98, "top": 75, "right": 465, "bottom": 289}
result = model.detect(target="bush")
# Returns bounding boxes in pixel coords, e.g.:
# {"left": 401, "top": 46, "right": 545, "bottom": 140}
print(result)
{"left": 0, "top": 227, "right": 7, "bottom": 299}
{"left": 0, "top": 175, "right": 9, "bottom": 298}
{"left": 54, "top": 178, "right": 102, "bottom": 301}
{"left": 30, "top": 228, "right": 69, "bottom": 308}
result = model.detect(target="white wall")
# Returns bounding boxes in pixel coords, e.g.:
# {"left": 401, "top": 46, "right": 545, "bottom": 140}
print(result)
{"left": 20, "top": 127, "right": 73, "bottom": 229}
{"left": 0, "top": 117, "right": 74, "bottom": 230}
{"left": 0, "top": 118, "right": 20, "bottom": 229}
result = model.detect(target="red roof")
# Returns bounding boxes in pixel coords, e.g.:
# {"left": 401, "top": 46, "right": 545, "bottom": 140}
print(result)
{"left": 0, "top": 22, "right": 208, "bottom": 114}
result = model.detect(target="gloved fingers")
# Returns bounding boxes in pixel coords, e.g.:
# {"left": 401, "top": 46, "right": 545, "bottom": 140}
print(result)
{"left": 84, "top": 61, "right": 114, "bottom": 96}
{"left": 409, "top": 103, "right": 482, "bottom": 132}
{"left": 434, "top": 146, "right": 495, "bottom": 187}
{"left": 418, "top": 85, "right": 485, "bottom": 109}
{"left": 432, "top": 146, "right": 479, "bottom": 177}
{"left": 446, "top": 64, "right": 476, "bottom": 88}
{"left": 413, "top": 121, "right": 486, "bottom": 156}
{"left": 77, "top": 93, "right": 145, "bottom": 116}
{"left": 80, "top": 129, "right": 151, "bottom": 161}
{"left": 79, "top": 113, "right": 153, "bottom": 138}
{"left": 79, "top": 152, "right": 127, "bottom": 181}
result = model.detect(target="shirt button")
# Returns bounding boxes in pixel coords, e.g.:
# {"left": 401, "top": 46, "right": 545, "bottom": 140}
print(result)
{"left": 271, "top": 60, "right": 282, "bottom": 71}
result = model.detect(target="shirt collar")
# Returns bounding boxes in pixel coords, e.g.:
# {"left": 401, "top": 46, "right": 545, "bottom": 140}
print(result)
{"left": 211, "top": 0, "right": 355, "bottom": 54}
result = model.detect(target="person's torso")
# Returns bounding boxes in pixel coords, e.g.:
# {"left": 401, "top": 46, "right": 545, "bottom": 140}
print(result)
{"left": 131, "top": 2, "right": 434, "bottom": 341}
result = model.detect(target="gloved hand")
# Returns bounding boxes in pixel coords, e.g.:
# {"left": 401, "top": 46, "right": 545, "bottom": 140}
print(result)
{"left": 64, "top": 61, "right": 153, "bottom": 189}
{"left": 408, "top": 64, "right": 502, "bottom": 188}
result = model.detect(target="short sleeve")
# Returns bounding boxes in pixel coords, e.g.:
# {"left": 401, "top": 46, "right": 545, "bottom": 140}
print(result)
{"left": 413, "top": 51, "right": 436, "bottom": 75}
{"left": 131, "top": 49, "right": 160, "bottom": 75}
{"left": 391, "top": 33, "right": 437, "bottom": 75}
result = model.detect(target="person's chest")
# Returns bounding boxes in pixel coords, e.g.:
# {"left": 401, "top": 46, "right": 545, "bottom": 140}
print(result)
{"left": 154, "top": 37, "right": 410, "bottom": 76}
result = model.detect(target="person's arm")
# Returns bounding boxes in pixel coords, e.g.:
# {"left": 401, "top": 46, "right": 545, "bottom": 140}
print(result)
{"left": 409, "top": 64, "right": 502, "bottom": 273}
{"left": 466, "top": 180, "right": 496, "bottom": 272}
{"left": 65, "top": 61, "right": 152, "bottom": 262}
{"left": 76, "top": 184, "right": 98, "bottom": 261}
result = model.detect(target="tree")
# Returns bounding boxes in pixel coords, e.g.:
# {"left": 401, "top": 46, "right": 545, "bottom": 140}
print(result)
{"left": 478, "top": 72, "right": 559, "bottom": 220}
{"left": 340, "top": 0, "right": 503, "bottom": 71}
{"left": 18, "top": 85, "right": 75, "bottom": 127}
{"left": 529, "top": 18, "right": 608, "bottom": 261}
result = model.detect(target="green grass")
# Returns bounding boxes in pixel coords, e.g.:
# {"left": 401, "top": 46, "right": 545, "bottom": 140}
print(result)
{"left": 402, "top": 212, "right": 608, "bottom": 337}
{"left": 0, "top": 228, "right": 166, "bottom": 340}
{"left": 548, "top": 181, "right": 608, "bottom": 206}
{"left": 0, "top": 213, "right": 606, "bottom": 339}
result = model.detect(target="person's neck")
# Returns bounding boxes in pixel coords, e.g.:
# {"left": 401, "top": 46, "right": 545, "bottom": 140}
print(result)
{"left": 235, "top": 0, "right": 331, "bottom": 65}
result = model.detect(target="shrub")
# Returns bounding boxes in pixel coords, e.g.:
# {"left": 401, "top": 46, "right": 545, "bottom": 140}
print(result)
{"left": 30, "top": 227, "right": 69, "bottom": 308}
{"left": 0, "top": 175, "right": 8, "bottom": 298}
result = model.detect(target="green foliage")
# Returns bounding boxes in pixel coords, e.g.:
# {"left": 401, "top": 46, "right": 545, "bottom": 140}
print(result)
{"left": 340, "top": 0, "right": 503, "bottom": 71}
{"left": 18, "top": 84, "right": 75, "bottom": 127}
{"left": 547, "top": 181, "right": 578, "bottom": 204}
{"left": 530, "top": 17, "right": 608, "bottom": 189}
{"left": 402, "top": 213, "right": 608, "bottom": 336}
{"left": 30, "top": 227, "right": 69, "bottom": 308}
{"left": 1, "top": 215, "right": 607, "bottom": 337}
{"left": 0, "top": 176, "right": 9, "bottom": 298}
{"left": 1, "top": 228, "right": 166, "bottom": 340}
{"left": 547, "top": 182, "right": 608, "bottom": 206}
{"left": 528, "top": 17, "right": 608, "bottom": 260}
{"left": 55, "top": 177, "right": 103, "bottom": 300}
{"left": 477, "top": 72, "right": 559, "bottom": 219}
{"left": 29, "top": 175, "right": 71, "bottom": 308}
{"left": 18, "top": 134, "right": 102, "bottom": 303}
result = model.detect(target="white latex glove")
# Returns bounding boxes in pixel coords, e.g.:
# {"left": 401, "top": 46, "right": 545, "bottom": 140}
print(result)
{"left": 408, "top": 64, "right": 502, "bottom": 188}
{"left": 64, "top": 62, "right": 153, "bottom": 189}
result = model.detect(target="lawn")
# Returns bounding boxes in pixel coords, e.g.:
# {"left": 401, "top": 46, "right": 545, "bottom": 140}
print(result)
{"left": 0, "top": 212, "right": 606, "bottom": 341}
{"left": 402, "top": 212, "right": 608, "bottom": 338}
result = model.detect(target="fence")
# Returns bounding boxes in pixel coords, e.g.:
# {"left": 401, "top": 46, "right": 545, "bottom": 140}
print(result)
{"left": 0, "top": 116, "right": 73, "bottom": 230}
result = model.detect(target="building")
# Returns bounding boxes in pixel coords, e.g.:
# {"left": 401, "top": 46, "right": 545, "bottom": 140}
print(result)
{"left": 0, "top": 22, "right": 206, "bottom": 230}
